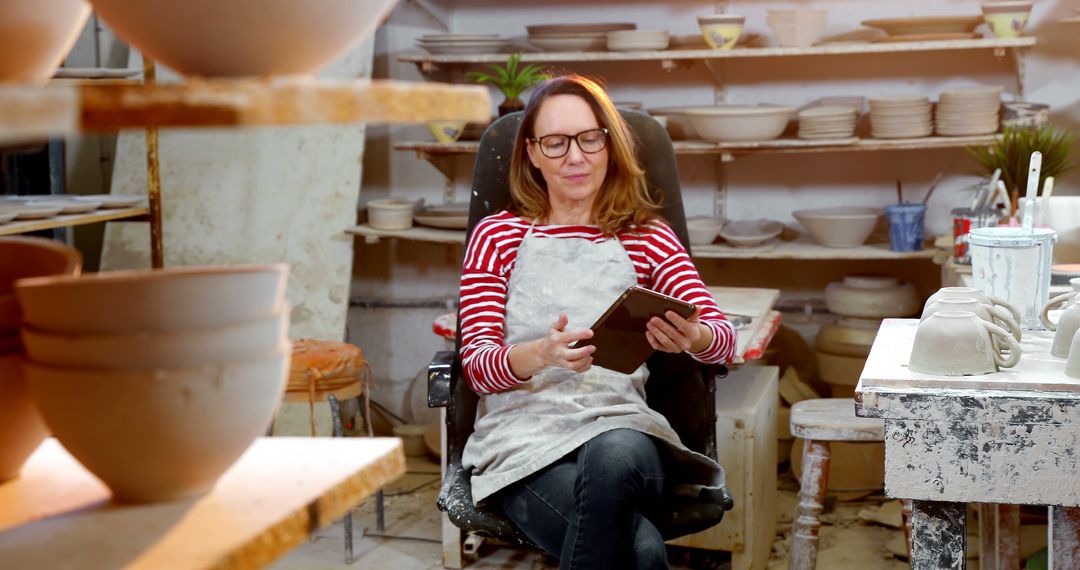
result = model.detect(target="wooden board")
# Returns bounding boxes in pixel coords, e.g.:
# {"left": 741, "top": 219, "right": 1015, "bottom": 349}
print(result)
{"left": 861, "top": 319, "right": 1080, "bottom": 392}
{"left": 707, "top": 286, "right": 780, "bottom": 319}
{"left": 0, "top": 207, "right": 147, "bottom": 236}
{"left": 694, "top": 237, "right": 936, "bottom": 260}
{"left": 0, "top": 437, "right": 405, "bottom": 570}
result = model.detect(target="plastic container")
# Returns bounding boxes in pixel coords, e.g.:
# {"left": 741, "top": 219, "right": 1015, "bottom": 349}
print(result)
{"left": 884, "top": 202, "right": 926, "bottom": 252}
{"left": 969, "top": 226, "right": 1057, "bottom": 329}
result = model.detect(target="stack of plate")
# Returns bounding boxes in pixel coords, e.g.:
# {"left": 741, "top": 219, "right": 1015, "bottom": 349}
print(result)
{"left": 869, "top": 95, "right": 933, "bottom": 139}
{"left": 606, "top": 30, "right": 669, "bottom": 51}
{"left": 527, "top": 22, "right": 635, "bottom": 52}
{"left": 935, "top": 86, "right": 1002, "bottom": 136}
{"left": 416, "top": 34, "right": 512, "bottom": 55}
{"left": 798, "top": 106, "right": 858, "bottom": 139}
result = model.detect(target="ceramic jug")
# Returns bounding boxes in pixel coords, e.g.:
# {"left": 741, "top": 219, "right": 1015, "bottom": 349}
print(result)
{"left": 921, "top": 296, "right": 1022, "bottom": 344}
{"left": 1066, "top": 329, "right": 1080, "bottom": 378}
{"left": 909, "top": 310, "right": 1021, "bottom": 375}
{"left": 923, "top": 286, "right": 1022, "bottom": 326}
{"left": 1040, "top": 291, "right": 1080, "bottom": 358}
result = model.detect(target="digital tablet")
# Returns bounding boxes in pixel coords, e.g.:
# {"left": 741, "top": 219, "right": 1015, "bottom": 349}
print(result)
{"left": 573, "top": 286, "right": 696, "bottom": 374}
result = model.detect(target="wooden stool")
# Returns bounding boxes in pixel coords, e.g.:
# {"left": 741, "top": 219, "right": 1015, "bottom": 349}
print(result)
{"left": 282, "top": 339, "right": 376, "bottom": 564}
{"left": 788, "top": 398, "right": 885, "bottom": 570}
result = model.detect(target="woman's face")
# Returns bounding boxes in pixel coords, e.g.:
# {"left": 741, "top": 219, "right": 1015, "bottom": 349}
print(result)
{"left": 526, "top": 94, "right": 609, "bottom": 216}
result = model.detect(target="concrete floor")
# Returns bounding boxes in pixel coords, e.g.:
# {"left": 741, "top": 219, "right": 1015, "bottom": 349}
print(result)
{"left": 270, "top": 455, "right": 923, "bottom": 570}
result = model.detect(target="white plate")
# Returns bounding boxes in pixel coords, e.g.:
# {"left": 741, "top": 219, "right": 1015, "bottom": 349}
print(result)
{"left": 720, "top": 219, "right": 784, "bottom": 247}
{"left": 414, "top": 214, "right": 468, "bottom": 229}
{"left": 78, "top": 194, "right": 147, "bottom": 208}
{"left": 53, "top": 67, "right": 140, "bottom": 79}
{"left": 14, "top": 206, "right": 63, "bottom": 220}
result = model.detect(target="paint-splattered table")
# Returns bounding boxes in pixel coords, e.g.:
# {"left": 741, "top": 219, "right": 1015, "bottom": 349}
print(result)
{"left": 856, "top": 319, "right": 1080, "bottom": 569}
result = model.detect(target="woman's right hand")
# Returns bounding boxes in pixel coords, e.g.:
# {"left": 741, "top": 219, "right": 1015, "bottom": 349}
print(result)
{"left": 509, "top": 313, "right": 596, "bottom": 379}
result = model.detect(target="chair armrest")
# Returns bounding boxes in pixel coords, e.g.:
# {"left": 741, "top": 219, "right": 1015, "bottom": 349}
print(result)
{"left": 428, "top": 350, "right": 456, "bottom": 408}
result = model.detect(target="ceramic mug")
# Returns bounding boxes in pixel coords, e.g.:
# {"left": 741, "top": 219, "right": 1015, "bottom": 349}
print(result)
{"left": 1040, "top": 291, "right": 1080, "bottom": 358}
{"left": 909, "top": 310, "right": 1021, "bottom": 375}
{"left": 1066, "top": 329, "right": 1080, "bottom": 378}
{"left": 921, "top": 296, "right": 1022, "bottom": 343}
{"left": 924, "top": 286, "right": 1022, "bottom": 326}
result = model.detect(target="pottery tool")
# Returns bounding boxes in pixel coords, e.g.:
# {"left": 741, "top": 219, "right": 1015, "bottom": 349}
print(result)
{"left": 922, "top": 173, "right": 942, "bottom": 205}
{"left": 993, "top": 179, "right": 1007, "bottom": 211}
{"left": 1036, "top": 176, "right": 1056, "bottom": 227}
{"left": 977, "top": 168, "right": 1002, "bottom": 212}
{"left": 1022, "top": 151, "right": 1042, "bottom": 232}
{"left": 895, "top": 178, "right": 903, "bottom": 203}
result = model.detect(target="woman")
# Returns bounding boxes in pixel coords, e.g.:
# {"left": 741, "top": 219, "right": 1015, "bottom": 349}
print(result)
{"left": 457, "top": 74, "right": 738, "bottom": 569}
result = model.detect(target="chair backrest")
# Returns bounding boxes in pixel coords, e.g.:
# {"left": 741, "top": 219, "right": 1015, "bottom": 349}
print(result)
{"left": 448, "top": 109, "right": 718, "bottom": 471}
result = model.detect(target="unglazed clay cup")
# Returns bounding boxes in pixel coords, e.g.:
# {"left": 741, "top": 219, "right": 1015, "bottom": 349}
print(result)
{"left": 1041, "top": 292, "right": 1080, "bottom": 358}
{"left": 924, "top": 286, "right": 1022, "bottom": 326}
{"left": 921, "top": 296, "right": 1021, "bottom": 343}
{"left": 909, "top": 311, "right": 1020, "bottom": 375}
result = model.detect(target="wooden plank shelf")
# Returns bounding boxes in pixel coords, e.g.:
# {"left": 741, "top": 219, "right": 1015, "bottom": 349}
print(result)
{"left": 0, "top": 207, "right": 148, "bottom": 236}
{"left": 400, "top": 36, "right": 1036, "bottom": 69}
{"left": 692, "top": 238, "right": 937, "bottom": 260}
{"left": 346, "top": 223, "right": 467, "bottom": 245}
{"left": 0, "top": 78, "right": 491, "bottom": 144}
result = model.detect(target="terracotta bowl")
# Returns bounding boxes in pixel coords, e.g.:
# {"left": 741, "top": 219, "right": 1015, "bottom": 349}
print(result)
{"left": 21, "top": 309, "right": 288, "bottom": 370}
{"left": 89, "top": 0, "right": 399, "bottom": 77}
{"left": 15, "top": 264, "right": 287, "bottom": 334}
{"left": 26, "top": 346, "right": 290, "bottom": 502}
{"left": 792, "top": 207, "right": 881, "bottom": 248}
{"left": 0, "top": 354, "right": 49, "bottom": 482}
{"left": 0, "top": 237, "right": 82, "bottom": 334}
{"left": 0, "top": 0, "right": 91, "bottom": 84}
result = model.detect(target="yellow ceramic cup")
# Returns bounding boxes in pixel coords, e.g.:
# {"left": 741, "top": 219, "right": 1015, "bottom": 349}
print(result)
{"left": 428, "top": 121, "right": 465, "bottom": 143}
{"left": 981, "top": 2, "right": 1031, "bottom": 38}
{"left": 697, "top": 15, "right": 745, "bottom": 50}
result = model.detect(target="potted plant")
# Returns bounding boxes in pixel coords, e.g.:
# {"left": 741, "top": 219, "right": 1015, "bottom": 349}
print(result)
{"left": 968, "top": 125, "right": 1077, "bottom": 216}
{"left": 466, "top": 53, "right": 549, "bottom": 116}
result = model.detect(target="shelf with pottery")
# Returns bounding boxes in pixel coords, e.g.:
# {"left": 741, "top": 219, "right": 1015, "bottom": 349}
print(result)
{"left": 692, "top": 236, "right": 937, "bottom": 260}
{"left": 0, "top": 78, "right": 492, "bottom": 144}
{"left": 345, "top": 223, "right": 467, "bottom": 245}
{"left": 399, "top": 36, "right": 1037, "bottom": 71}
{"left": 0, "top": 207, "right": 149, "bottom": 237}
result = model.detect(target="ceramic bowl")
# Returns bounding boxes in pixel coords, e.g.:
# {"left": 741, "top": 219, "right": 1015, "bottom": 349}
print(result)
{"left": 824, "top": 275, "right": 919, "bottom": 318}
{"left": 26, "top": 346, "right": 290, "bottom": 502}
{"left": 15, "top": 264, "right": 288, "bottom": 334}
{"left": 368, "top": 198, "right": 417, "bottom": 230}
{"left": 606, "top": 30, "right": 670, "bottom": 51}
{"left": 0, "top": 0, "right": 91, "bottom": 84}
{"left": 0, "top": 354, "right": 49, "bottom": 482}
{"left": 682, "top": 105, "right": 795, "bottom": 143}
{"left": 792, "top": 207, "right": 881, "bottom": 248}
{"left": 647, "top": 106, "right": 716, "bottom": 140}
{"left": 815, "top": 317, "right": 881, "bottom": 358}
{"left": 923, "top": 286, "right": 1021, "bottom": 325}
{"left": 89, "top": 0, "right": 398, "bottom": 77}
{"left": 686, "top": 216, "right": 726, "bottom": 245}
{"left": 698, "top": 15, "right": 745, "bottom": 50}
{"left": 428, "top": 121, "right": 465, "bottom": 144}
{"left": 982, "top": 1, "right": 1032, "bottom": 38}
{"left": 0, "top": 237, "right": 82, "bottom": 334}
{"left": 720, "top": 219, "right": 784, "bottom": 247}
{"left": 766, "top": 9, "right": 828, "bottom": 48}
{"left": 21, "top": 309, "right": 288, "bottom": 370}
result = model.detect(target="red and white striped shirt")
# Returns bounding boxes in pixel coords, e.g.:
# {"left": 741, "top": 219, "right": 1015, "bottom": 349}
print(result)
{"left": 459, "top": 210, "right": 738, "bottom": 394}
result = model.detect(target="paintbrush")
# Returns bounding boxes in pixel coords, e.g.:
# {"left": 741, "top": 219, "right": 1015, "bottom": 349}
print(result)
{"left": 922, "top": 173, "right": 942, "bottom": 205}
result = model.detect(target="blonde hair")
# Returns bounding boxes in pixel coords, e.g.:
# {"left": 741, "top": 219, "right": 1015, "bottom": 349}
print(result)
{"left": 508, "top": 74, "right": 661, "bottom": 235}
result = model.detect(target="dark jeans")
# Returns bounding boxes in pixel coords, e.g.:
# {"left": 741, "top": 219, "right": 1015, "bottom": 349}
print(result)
{"left": 498, "top": 428, "right": 669, "bottom": 570}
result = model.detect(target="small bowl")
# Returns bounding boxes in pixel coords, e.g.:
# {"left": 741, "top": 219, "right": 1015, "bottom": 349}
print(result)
{"left": 0, "top": 354, "right": 49, "bottom": 482}
{"left": 368, "top": 198, "right": 417, "bottom": 230}
{"left": 981, "top": 1, "right": 1032, "bottom": 38}
{"left": 698, "top": 14, "right": 746, "bottom": 50}
{"left": 15, "top": 264, "right": 288, "bottom": 334}
{"left": 27, "top": 347, "right": 290, "bottom": 502}
{"left": 428, "top": 121, "right": 465, "bottom": 144}
{"left": 719, "top": 219, "right": 784, "bottom": 247}
{"left": 793, "top": 207, "right": 881, "bottom": 248}
{"left": 686, "top": 216, "right": 726, "bottom": 245}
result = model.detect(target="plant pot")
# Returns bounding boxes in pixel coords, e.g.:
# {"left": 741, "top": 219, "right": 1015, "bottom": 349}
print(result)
{"left": 498, "top": 97, "right": 525, "bottom": 116}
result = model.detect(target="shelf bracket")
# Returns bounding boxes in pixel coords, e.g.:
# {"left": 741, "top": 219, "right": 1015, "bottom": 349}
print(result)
{"left": 993, "top": 47, "right": 1006, "bottom": 59}
{"left": 417, "top": 61, "right": 439, "bottom": 74}
{"left": 713, "top": 156, "right": 728, "bottom": 221}
{"left": 416, "top": 151, "right": 458, "bottom": 180}
{"left": 1011, "top": 48, "right": 1027, "bottom": 99}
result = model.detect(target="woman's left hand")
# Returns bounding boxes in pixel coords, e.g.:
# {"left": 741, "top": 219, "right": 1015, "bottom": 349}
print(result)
{"left": 646, "top": 308, "right": 711, "bottom": 354}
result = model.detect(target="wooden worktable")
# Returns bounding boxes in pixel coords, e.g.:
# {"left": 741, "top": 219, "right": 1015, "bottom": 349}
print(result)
{"left": 0, "top": 437, "right": 405, "bottom": 569}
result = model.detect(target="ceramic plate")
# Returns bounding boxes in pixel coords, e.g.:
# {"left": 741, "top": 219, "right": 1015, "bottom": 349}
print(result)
{"left": 861, "top": 16, "right": 983, "bottom": 35}
{"left": 720, "top": 219, "right": 784, "bottom": 247}
{"left": 77, "top": 194, "right": 147, "bottom": 208}
{"left": 14, "top": 205, "right": 63, "bottom": 220}
{"left": 53, "top": 67, "right": 140, "bottom": 79}
{"left": 414, "top": 214, "right": 468, "bottom": 229}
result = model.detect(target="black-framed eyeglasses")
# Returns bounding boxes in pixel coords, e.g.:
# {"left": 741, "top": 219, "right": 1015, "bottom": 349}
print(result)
{"left": 529, "top": 128, "right": 609, "bottom": 159}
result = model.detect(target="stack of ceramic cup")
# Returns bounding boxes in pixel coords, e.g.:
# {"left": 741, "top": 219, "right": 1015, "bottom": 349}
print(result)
{"left": 798, "top": 106, "right": 858, "bottom": 139}
{"left": 935, "top": 86, "right": 1003, "bottom": 136}
{"left": 14, "top": 264, "right": 292, "bottom": 502}
{"left": 869, "top": 95, "right": 933, "bottom": 139}
{"left": 911, "top": 286, "right": 1022, "bottom": 375}
{"left": 0, "top": 237, "right": 81, "bottom": 484}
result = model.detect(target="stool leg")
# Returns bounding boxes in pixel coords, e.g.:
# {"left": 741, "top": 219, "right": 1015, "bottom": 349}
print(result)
{"left": 903, "top": 499, "right": 914, "bottom": 560}
{"left": 790, "top": 438, "right": 831, "bottom": 570}
{"left": 327, "top": 395, "right": 354, "bottom": 564}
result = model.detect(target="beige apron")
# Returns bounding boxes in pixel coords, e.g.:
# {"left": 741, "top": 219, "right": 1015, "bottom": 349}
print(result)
{"left": 461, "top": 223, "right": 726, "bottom": 504}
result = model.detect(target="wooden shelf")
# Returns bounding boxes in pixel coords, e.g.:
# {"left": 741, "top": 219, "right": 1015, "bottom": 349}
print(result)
{"left": 395, "top": 134, "right": 1000, "bottom": 160}
{"left": 692, "top": 237, "right": 937, "bottom": 260}
{"left": 0, "top": 78, "right": 491, "bottom": 144}
{"left": 0, "top": 207, "right": 148, "bottom": 236}
{"left": 346, "top": 223, "right": 467, "bottom": 244}
{"left": 400, "top": 36, "right": 1036, "bottom": 70}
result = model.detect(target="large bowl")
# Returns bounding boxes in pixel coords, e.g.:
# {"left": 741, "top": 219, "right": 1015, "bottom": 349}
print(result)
{"left": 15, "top": 264, "right": 288, "bottom": 334}
{"left": 26, "top": 347, "right": 290, "bottom": 502}
{"left": 793, "top": 207, "right": 881, "bottom": 248}
{"left": 0, "top": 237, "right": 82, "bottom": 334}
{"left": 89, "top": 0, "right": 399, "bottom": 77}
{"left": 21, "top": 310, "right": 288, "bottom": 370}
{"left": 682, "top": 106, "right": 795, "bottom": 142}
{"left": 0, "top": 0, "right": 91, "bottom": 84}
{"left": 0, "top": 354, "right": 49, "bottom": 482}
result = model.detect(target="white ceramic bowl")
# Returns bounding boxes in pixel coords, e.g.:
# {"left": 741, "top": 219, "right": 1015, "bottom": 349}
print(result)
{"left": 766, "top": 9, "right": 828, "bottom": 48}
{"left": 15, "top": 264, "right": 288, "bottom": 334}
{"left": 89, "top": 0, "right": 398, "bottom": 77}
{"left": 0, "top": 354, "right": 49, "bottom": 482}
{"left": 368, "top": 199, "right": 417, "bottom": 230}
{"left": 720, "top": 219, "right": 784, "bottom": 247}
{"left": 824, "top": 276, "right": 919, "bottom": 318}
{"left": 26, "top": 346, "right": 290, "bottom": 502}
{"left": 697, "top": 15, "right": 746, "bottom": 50}
{"left": 686, "top": 216, "right": 726, "bottom": 246}
{"left": 682, "top": 106, "right": 795, "bottom": 143}
{"left": 647, "top": 106, "right": 717, "bottom": 140}
{"left": 0, "top": 0, "right": 91, "bottom": 84}
{"left": 21, "top": 310, "right": 288, "bottom": 370}
{"left": 0, "top": 237, "right": 82, "bottom": 335}
{"left": 792, "top": 207, "right": 881, "bottom": 248}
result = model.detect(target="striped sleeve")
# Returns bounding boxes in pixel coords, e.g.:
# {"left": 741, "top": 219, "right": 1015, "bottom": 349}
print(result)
{"left": 458, "top": 212, "right": 527, "bottom": 394}
{"left": 624, "top": 222, "right": 738, "bottom": 364}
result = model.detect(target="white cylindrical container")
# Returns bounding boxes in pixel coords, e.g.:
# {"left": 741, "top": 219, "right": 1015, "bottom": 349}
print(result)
{"left": 969, "top": 226, "right": 1057, "bottom": 329}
